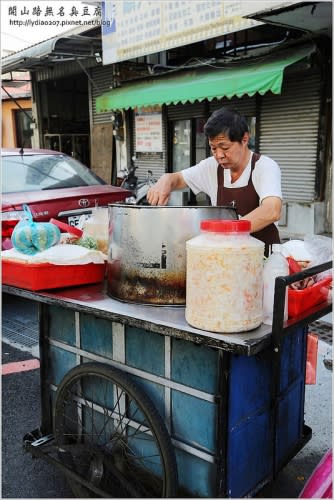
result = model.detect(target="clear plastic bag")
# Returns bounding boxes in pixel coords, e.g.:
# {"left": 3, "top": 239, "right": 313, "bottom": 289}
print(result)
{"left": 11, "top": 204, "right": 61, "bottom": 255}
{"left": 304, "top": 234, "right": 332, "bottom": 280}
{"left": 81, "top": 207, "right": 109, "bottom": 254}
{"left": 282, "top": 235, "right": 332, "bottom": 281}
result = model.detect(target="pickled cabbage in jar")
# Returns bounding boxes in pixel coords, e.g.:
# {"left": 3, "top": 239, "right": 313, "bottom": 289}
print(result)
{"left": 185, "top": 220, "right": 264, "bottom": 333}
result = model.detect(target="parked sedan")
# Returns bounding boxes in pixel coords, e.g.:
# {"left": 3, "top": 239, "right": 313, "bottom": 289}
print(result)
{"left": 2, "top": 148, "right": 130, "bottom": 250}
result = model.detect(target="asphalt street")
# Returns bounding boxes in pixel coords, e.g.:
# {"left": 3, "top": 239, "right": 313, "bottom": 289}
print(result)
{"left": 2, "top": 342, "right": 73, "bottom": 498}
{"left": 1, "top": 295, "right": 332, "bottom": 498}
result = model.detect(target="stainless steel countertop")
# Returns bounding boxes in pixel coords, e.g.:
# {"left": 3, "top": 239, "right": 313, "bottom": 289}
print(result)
{"left": 4, "top": 282, "right": 274, "bottom": 356}
{"left": 4, "top": 262, "right": 331, "bottom": 355}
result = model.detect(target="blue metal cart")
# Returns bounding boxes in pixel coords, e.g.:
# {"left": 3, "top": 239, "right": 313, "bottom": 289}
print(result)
{"left": 3, "top": 260, "right": 332, "bottom": 498}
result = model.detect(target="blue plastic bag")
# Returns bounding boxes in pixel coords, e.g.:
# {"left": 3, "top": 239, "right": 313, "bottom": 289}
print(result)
{"left": 11, "top": 204, "right": 61, "bottom": 255}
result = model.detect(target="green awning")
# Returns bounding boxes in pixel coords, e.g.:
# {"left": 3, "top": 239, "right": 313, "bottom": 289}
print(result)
{"left": 96, "top": 42, "right": 316, "bottom": 112}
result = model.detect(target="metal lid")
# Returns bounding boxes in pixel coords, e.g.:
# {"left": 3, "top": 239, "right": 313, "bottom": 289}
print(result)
{"left": 200, "top": 219, "right": 251, "bottom": 233}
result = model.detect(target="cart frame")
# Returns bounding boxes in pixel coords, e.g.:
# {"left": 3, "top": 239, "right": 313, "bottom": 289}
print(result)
{"left": 3, "top": 260, "right": 332, "bottom": 497}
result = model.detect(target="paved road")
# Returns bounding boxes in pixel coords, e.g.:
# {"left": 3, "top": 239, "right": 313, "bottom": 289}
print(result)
{"left": 1, "top": 294, "right": 332, "bottom": 498}
{"left": 2, "top": 342, "right": 73, "bottom": 498}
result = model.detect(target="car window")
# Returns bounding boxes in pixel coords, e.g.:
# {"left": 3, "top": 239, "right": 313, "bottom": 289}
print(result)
{"left": 2, "top": 154, "right": 105, "bottom": 193}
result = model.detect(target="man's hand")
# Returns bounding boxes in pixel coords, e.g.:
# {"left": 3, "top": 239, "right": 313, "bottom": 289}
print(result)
{"left": 147, "top": 172, "right": 187, "bottom": 205}
{"left": 147, "top": 179, "right": 171, "bottom": 205}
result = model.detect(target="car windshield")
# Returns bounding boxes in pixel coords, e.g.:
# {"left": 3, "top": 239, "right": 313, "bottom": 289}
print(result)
{"left": 2, "top": 153, "right": 104, "bottom": 193}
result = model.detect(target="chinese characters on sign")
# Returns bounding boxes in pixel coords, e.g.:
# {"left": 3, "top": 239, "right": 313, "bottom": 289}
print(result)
{"left": 135, "top": 106, "right": 163, "bottom": 153}
{"left": 101, "top": 0, "right": 264, "bottom": 65}
{"left": 6, "top": 3, "right": 109, "bottom": 29}
{"left": 7, "top": 5, "right": 101, "bottom": 16}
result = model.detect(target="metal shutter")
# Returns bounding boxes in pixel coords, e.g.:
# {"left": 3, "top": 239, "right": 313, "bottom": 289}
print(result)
{"left": 210, "top": 96, "right": 256, "bottom": 116}
{"left": 167, "top": 102, "right": 206, "bottom": 119}
{"left": 131, "top": 109, "right": 167, "bottom": 182}
{"left": 259, "top": 73, "right": 321, "bottom": 202}
{"left": 90, "top": 65, "right": 114, "bottom": 124}
{"left": 166, "top": 97, "right": 256, "bottom": 120}
{"left": 35, "top": 58, "right": 98, "bottom": 81}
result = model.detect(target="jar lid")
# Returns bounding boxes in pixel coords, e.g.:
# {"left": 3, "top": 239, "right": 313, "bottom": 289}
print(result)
{"left": 200, "top": 219, "right": 251, "bottom": 232}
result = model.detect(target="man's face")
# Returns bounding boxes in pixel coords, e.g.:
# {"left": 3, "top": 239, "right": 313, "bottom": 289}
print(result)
{"left": 208, "top": 132, "right": 249, "bottom": 171}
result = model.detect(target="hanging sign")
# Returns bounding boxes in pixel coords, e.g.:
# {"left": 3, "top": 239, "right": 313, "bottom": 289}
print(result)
{"left": 135, "top": 106, "right": 163, "bottom": 153}
{"left": 101, "top": 0, "right": 266, "bottom": 65}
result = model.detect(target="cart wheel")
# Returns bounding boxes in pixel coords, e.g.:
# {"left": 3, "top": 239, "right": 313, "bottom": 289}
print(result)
{"left": 53, "top": 362, "right": 178, "bottom": 498}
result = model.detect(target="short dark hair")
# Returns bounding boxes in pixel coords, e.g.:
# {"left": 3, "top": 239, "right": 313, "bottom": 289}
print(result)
{"left": 204, "top": 107, "right": 249, "bottom": 143}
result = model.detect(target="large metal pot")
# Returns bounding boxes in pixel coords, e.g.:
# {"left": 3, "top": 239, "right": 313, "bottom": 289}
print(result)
{"left": 107, "top": 204, "right": 238, "bottom": 305}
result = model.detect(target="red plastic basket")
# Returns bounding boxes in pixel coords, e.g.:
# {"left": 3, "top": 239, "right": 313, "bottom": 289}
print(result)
{"left": 2, "top": 259, "right": 106, "bottom": 291}
{"left": 288, "top": 276, "right": 332, "bottom": 318}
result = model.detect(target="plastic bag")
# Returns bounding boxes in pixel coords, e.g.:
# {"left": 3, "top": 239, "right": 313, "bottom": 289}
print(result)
{"left": 81, "top": 207, "right": 109, "bottom": 254}
{"left": 11, "top": 204, "right": 61, "bottom": 255}
{"left": 2, "top": 244, "right": 106, "bottom": 265}
{"left": 282, "top": 235, "right": 332, "bottom": 282}
{"left": 304, "top": 235, "right": 333, "bottom": 280}
{"left": 281, "top": 239, "right": 313, "bottom": 261}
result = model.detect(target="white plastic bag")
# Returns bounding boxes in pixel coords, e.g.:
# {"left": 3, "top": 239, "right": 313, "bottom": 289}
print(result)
{"left": 304, "top": 234, "right": 332, "bottom": 280}
{"left": 281, "top": 239, "right": 312, "bottom": 261}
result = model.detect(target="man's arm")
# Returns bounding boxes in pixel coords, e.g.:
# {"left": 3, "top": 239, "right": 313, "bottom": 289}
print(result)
{"left": 147, "top": 172, "right": 187, "bottom": 205}
{"left": 241, "top": 196, "right": 282, "bottom": 233}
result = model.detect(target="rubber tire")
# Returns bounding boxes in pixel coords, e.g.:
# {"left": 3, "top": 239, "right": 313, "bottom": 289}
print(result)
{"left": 53, "top": 362, "right": 178, "bottom": 498}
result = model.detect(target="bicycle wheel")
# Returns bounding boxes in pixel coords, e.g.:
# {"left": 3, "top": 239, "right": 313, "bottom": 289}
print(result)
{"left": 53, "top": 362, "right": 178, "bottom": 498}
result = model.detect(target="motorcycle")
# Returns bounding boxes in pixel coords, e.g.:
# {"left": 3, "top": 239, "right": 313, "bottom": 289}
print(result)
{"left": 120, "top": 161, "right": 157, "bottom": 205}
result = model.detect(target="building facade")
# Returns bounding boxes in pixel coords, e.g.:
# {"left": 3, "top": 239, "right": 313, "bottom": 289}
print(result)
{"left": 1, "top": 72, "right": 32, "bottom": 148}
{"left": 2, "top": 2, "right": 332, "bottom": 236}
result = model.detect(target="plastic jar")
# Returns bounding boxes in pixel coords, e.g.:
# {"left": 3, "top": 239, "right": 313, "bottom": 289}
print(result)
{"left": 185, "top": 219, "right": 264, "bottom": 333}
{"left": 263, "top": 244, "right": 289, "bottom": 325}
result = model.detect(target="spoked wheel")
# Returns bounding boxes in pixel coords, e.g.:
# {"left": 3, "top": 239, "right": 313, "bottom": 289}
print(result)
{"left": 54, "top": 362, "right": 178, "bottom": 498}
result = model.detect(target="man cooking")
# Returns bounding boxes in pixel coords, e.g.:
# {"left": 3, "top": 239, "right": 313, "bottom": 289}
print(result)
{"left": 147, "top": 106, "right": 282, "bottom": 257}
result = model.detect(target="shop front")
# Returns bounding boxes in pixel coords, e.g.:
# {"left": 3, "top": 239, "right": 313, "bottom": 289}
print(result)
{"left": 1, "top": 5, "right": 331, "bottom": 238}
{"left": 94, "top": 41, "right": 330, "bottom": 236}
{"left": 1, "top": 27, "right": 102, "bottom": 170}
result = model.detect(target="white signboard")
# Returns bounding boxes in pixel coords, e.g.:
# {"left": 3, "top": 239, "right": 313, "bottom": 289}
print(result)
{"left": 101, "top": 0, "right": 268, "bottom": 65}
{"left": 135, "top": 107, "right": 163, "bottom": 153}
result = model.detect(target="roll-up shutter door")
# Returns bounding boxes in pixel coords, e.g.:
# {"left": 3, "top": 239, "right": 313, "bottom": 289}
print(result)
{"left": 259, "top": 72, "right": 321, "bottom": 203}
{"left": 210, "top": 96, "right": 256, "bottom": 117}
{"left": 167, "top": 97, "right": 256, "bottom": 121}
{"left": 167, "top": 102, "right": 206, "bottom": 120}
{"left": 210, "top": 96, "right": 257, "bottom": 148}
{"left": 131, "top": 109, "right": 167, "bottom": 182}
{"left": 91, "top": 65, "right": 114, "bottom": 124}
{"left": 132, "top": 102, "right": 207, "bottom": 182}
{"left": 35, "top": 59, "right": 98, "bottom": 81}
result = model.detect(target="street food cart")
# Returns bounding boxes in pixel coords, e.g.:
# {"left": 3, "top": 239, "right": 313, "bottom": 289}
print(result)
{"left": 3, "top": 260, "right": 332, "bottom": 498}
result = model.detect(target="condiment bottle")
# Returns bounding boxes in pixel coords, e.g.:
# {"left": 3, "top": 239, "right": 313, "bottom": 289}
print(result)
{"left": 185, "top": 219, "right": 264, "bottom": 333}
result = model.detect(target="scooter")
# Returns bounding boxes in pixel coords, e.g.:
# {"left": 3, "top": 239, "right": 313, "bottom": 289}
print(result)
{"left": 120, "top": 162, "right": 157, "bottom": 205}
